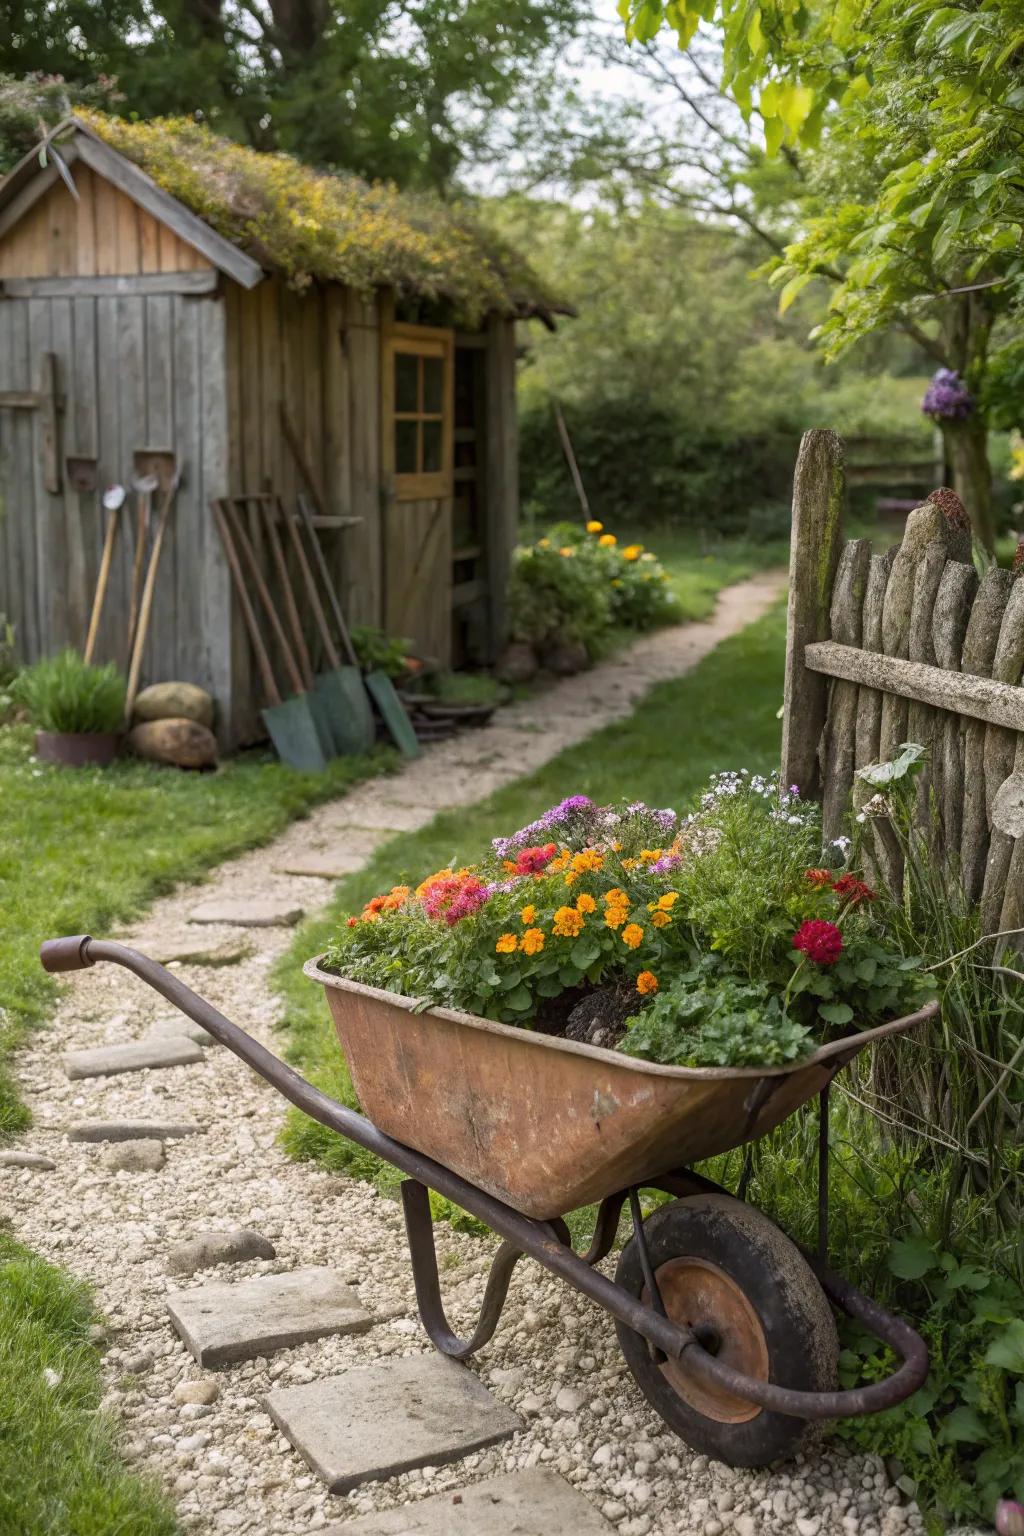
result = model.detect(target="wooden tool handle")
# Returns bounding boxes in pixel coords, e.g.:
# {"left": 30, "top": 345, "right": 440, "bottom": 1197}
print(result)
{"left": 225, "top": 500, "right": 305, "bottom": 696}
{"left": 281, "top": 497, "right": 341, "bottom": 670}
{"left": 295, "top": 494, "right": 360, "bottom": 669}
{"left": 127, "top": 491, "right": 149, "bottom": 660}
{"left": 125, "top": 484, "right": 174, "bottom": 715}
{"left": 212, "top": 499, "right": 281, "bottom": 707}
{"left": 258, "top": 498, "right": 314, "bottom": 689}
{"left": 83, "top": 505, "right": 120, "bottom": 665}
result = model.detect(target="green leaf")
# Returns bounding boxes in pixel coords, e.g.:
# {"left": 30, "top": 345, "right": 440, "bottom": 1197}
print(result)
{"left": 818, "top": 1001, "right": 854, "bottom": 1025}
{"left": 571, "top": 938, "right": 602, "bottom": 969}
{"left": 938, "top": 1405, "right": 988, "bottom": 1445}
{"left": 763, "top": 114, "right": 785, "bottom": 157}
{"left": 985, "top": 1319, "right": 1024, "bottom": 1374}
{"left": 777, "top": 270, "right": 814, "bottom": 314}
{"left": 889, "top": 1234, "right": 936, "bottom": 1280}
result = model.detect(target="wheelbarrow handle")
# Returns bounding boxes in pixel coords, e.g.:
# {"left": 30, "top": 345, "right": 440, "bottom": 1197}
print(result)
{"left": 40, "top": 935, "right": 930, "bottom": 1424}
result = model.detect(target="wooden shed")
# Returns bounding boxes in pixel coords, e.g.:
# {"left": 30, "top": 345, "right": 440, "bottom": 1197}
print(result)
{"left": 0, "top": 114, "right": 567, "bottom": 744}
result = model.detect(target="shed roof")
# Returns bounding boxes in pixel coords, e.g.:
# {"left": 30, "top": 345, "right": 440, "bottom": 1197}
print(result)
{"left": 0, "top": 113, "right": 569, "bottom": 327}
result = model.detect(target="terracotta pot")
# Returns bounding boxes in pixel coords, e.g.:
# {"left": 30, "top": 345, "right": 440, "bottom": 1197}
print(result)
{"left": 35, "top": 730, "right": 122, "bottom": 768}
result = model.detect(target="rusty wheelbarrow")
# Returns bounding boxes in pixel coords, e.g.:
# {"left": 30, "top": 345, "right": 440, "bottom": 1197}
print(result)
{"left": 40, "top": 935, "right": 939, "bottom": 1469}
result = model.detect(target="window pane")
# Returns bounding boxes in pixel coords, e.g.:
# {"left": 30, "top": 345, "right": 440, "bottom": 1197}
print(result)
{"left": 395, "top": 352, "right": 419, "bottom": 413}
{"left": 422, "top": 419, "right": 443, "bottom": 473}
{"left": 395, "top": 419, "right": 419, "bottom": 474}
{"left": 423, "top": 356, "right": 444, "bottom": 414}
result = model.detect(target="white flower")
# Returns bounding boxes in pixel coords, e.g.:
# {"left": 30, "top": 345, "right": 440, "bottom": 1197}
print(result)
{"left": 43, "top": 1367, "right": 62, "bottom": 1388}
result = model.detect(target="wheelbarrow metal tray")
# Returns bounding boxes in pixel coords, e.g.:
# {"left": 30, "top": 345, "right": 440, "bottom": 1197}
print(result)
{"left": 307, "top": 959, "right": 927, "bottom": 1220}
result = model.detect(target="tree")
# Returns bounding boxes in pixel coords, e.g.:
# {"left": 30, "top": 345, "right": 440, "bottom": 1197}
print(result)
{"left": 0, "top": 0, "right": 582, "bottom": 188}
{"left": 612, "top": 0, "right": 1024, "bottom": 548}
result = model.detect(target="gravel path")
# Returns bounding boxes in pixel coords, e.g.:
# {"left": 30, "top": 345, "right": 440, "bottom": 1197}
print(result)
{"left": 6, "top": 575, "right": 923, "bottom": 1536}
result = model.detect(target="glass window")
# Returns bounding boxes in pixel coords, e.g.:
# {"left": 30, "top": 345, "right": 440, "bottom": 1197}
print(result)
{"left": 389, "top": 332, "right": 451, "bottom": 496}
{"left": 395, "top": 352, "right": 419, "bottom": 413}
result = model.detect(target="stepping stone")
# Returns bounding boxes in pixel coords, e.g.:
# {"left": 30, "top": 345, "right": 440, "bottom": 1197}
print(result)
{"left": 147, "top": 1016, "right": 216, "bottom": 1047}
{"left": 0, "top": 1150, "right": 56, "bottom": 1171}
{"left": 102, "top": 1138, "right": 165, "bottom": 1172}
{"left": 166, "top": 1266, "right": 371, "bottom": 1366}
{"left": 67, "top": 1120, "right": 205, "bottom": 1143}
{"left": 265, "top": 1355, "right": 520, "bottom": 1494}
{"left": 188, "top": 896, "right": 304, "bottom": 928}
{"left": 119, "top": 933, "right": 253, "bottom": 966}
{"left": 64, "top": 1036, "right": 204, "bottom": 1080}
{"left": 273, "top": 849, "right": 368, "bottom": 879}
{"left": 330, "top": 1469, "right": 614, "bottom": 1534}
{"left": 339, "top": 801, "right": 434, "bottom": 832}
{"left": 167, "top": 1227, "right": 276, "bottom": 1276}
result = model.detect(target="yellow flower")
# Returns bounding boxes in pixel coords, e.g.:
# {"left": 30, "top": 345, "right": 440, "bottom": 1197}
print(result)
{"left": 657, "top": 892, "right": 679, "bottom": 910}
{"left": 495, "top": 933, "right": 518, "bottom": 954}
{"left": 599, "top": 533, "right": 617, "bottom": 548}
{"left": 623, "top": 544, "right": 643, "bottom": 561}
{"left": 559, "top": 546, "right": 575, "bottom": 557}
{"left": 603, "top": 887, "right": 628, "bottom": 906}
{"left": 622, "top": 923, "right": 644, "bottom": 950}
{"left": 521, "top": 927, "right": 545, "bottom": 955}
{"left": 538, "top": 537, "right": 551, "bottom": 548}
{"left": 576, "top": 893, "right": 596, "bottom": 914}
{"left": 586, "top": 519, "right": 603, "bottom": 533}
{"left": 520, "top": 903, "right": 536, "bottom": 925}
{"left": 553, "top": 905, "right": 584, "bottom": 938}
{"left": 572, "top": 850, "right": 604, "bottom": 874}
{"left": 621, "top": 857, "right": 638, "bottom": 871}
{"left": 611, "top": 578, "right": 623, "bottom": 588}
{"left": 651, "top": 910, "right": 671, "bottom": 928}
{"left": 639, "top": 848, "right": 664, "bottom": 863}
{"left": 549, "top": 849, "right": 571, "bottom": 873}
{"left": 636, "top": 970, "right": 658, "bottom": 995}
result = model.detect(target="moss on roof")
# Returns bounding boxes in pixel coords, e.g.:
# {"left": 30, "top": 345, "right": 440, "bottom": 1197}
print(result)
{"left": 75, "top": 112, "right": 564, "bottom": 326}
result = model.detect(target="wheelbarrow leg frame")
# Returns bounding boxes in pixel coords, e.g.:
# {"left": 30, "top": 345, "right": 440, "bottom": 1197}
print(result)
{"left": 39, "top": 936, "right": 928, "bottom": 1424}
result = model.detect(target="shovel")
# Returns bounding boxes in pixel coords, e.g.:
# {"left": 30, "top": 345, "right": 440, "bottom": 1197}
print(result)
{"left": 128, "top": 472, "right": 158, "bottom": 659}
{"left": 280, "top": 496, "right": 375, "bottom": 755}
{"left": 212, "top": 499, "right": 327, "bottom": 773}
{"left": 83, "top": 483, "right": 126, "bottom": 664}
{"left": 256, "top": 497, "right": 337, "bottom": 757}
{"left": 295, "top": 494, "right": 420, "bottom": 760}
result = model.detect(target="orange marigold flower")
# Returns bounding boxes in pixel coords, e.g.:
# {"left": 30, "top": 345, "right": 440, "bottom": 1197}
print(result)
{"left": 572, "top": 849, "right": 604, "bottom": 874}
{"left": 636, "top": 970, "right": 658, "bottom": 995}
{"left": 639, "top": 848, "right": 664, "bottom": 863}
{"left": 621, "top": 857, "right": 638, "bottom": 871}
{"left": 520, "top": 903, "right": 536, "bottom": 925}
{"left": 548, "top": 848, "right": 571, "bottom": 872}
{"left": 651, "top": 910, "right": 671, "bottom": 928}
{"left": 622, "top": 923, "right": 644, "bottom": 949}
{"left": 657, "top": 892, "right": 679, "bottom": 910}
{"left": 553, "top": 905, "right": 584, "bottom": 937}
{"left": 599, "top": 533, "right": 617, "bottom": 547}
{"left": 520, "top": 927, "right": 545, "bottom": 955}
{"left": 603, "top": 888, "right": 628, "bottom": 906}
{"left": 559, "top": 546, "right": 575, "bottom": 557}
{"left": 576, "top": 893, "right": 597, "bottom": 914}
{"left": 605, "top": 908, "right": 627, "bottom": 930}
{"left": 586, "top": 519, "right": 603, "bottom": 533}
{"left": 623, "top": 544, "right": 644, "bottom": 561}
{"left": 495, "top": 933, "right": 518, "bottom": 954}
{"left": 804, "top": 868, "right": 834, "bottom": 888}
{"left": 346, "top": 916, "right": 358, "bottom": 928}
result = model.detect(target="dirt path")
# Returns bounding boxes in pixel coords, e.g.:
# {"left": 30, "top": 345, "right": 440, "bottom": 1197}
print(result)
{"left": 6, "top": 574, "right": 919, "bottom": 1536}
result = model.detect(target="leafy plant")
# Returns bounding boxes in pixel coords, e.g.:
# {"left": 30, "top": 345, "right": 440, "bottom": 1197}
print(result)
{"left": 0, "top": 614, "right": 17, "bottom": 688}
{"left": 348, "top": 626, "right": 411, "bottom": 680}
{"left": 12, "top": 651, "right": 125, "bottom": 734}
{"left": 507, "top": 537, "right": 613, "bottom": 655}
{"left": 621, "top": 955, "right": 812, "bottom": 1067}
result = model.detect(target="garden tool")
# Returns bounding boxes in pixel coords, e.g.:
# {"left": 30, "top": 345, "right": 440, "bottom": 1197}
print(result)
{"left": 83, "top": 483, "right": 126, "bottom": 665}
{"left": 256, "top": 497, "right": 335, "bottom": 758}
{"left": 127, "top": 470, "right": 158, "bottom": 659}
{"left": 295, "top": 494, "right": 420, "bottom": 759}
{"left": 212, "top": 499, "right": 326, "bottom": 774}
{"left": 125, "top": 466, "right": 180, "bottom": 718}
{"left": 281, "top": 496, "right": 376, "bottom": 756}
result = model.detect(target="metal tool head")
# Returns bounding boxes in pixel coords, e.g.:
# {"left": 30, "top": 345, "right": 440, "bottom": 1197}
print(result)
{"left": 132, "top": 473, "right": 159, "bottom": 496}
{"left": 133, "top": 448, "right": 179, "bottom": 494}
{"left": 102, "top": 483, "right": 127, "bottom": 511}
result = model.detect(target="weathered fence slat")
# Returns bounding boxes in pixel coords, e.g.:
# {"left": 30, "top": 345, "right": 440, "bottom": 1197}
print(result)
{"left": 931, "top": 561, "right": 978, "bottom": 866}
{"left": 804, "top": 644, "right": 1024, "bottom": 733}
{"left": 960, "top": 567, "right": 1014, "bottom": 901}
{"left": 980, "top": 583, "right": 1024, "bottom": 931}
{"left": 821, "top": 538, "right": 871, "bottom": 846}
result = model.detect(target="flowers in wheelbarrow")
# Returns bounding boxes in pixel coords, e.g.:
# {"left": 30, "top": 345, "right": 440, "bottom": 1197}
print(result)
{"left": 792, "top": 919, "right": 844, "bottom": 966}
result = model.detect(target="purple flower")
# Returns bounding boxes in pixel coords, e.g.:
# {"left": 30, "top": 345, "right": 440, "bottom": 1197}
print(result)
{"left": 922, "top": 368, "right": 973, "bottom": 422}
{"left": 483, "top": 879, "right": 518, "bottom": 896}
{"left": 654, "top": 808, "right": 678, "bottom": 831}
{"left": 651, "top": 853, "right": 681, "bottom": 874}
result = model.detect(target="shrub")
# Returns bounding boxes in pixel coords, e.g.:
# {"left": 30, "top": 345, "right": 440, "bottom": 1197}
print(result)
{"left": 12, "top": 651, "right": 126, "bottom": 734}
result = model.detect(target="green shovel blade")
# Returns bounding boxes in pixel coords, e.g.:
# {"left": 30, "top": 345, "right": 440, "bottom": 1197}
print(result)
{"left": 261, "top": 694, "right": 328, "bottom": 773}
{"left": 313, "top": 668, "right": 376, "bottom": 755}
{"left": 365, "top": 668, "right": 420, "bottom": 759}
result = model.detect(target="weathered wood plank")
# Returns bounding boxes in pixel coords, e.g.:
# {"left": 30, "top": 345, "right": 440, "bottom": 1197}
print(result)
{"left": 961, "top": 566, "right": 1014, "bottom": 900}
{"left": 196, "top": 294, "right": 235, "bottom": 743}
{"left": 931, "top": 560, "right": 978, "bottom": 863}
{"left": 806, "top": 640, "right": 1024, "bottom": 732}
{"left": 94, "top": 293, "right": 126, "bottom": 661}
{"left": 1, "top": 271, "right": 219, "bottom": 298}
{"left": 979, "top": 581, "right": 1024, "bottom": 928}
{"left": 346, "top": 288, "right": 381, "bottom": 626}
{"left": 821, "top": 538, "right": 870, "bottom": 844}
{"left": 172, "top": 294, "right": 202, "bottom": 692}
{"left": 879, "top": 503, "right": 946, "bottom": 762}
{"left": 781, "top": 428, "right": 845, "bottom": 799}
{"left": 25, "top": 299, "right": 53, "bottom": 653}
{"left": 50, "top": 297, "right": 88, "bottom": 642}
{"left": 144, "top": 294, "right": 175, "bottom": 684}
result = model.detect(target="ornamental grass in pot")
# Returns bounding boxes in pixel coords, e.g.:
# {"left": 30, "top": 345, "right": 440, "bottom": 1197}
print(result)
{"left": 322, "top": 773, "right": 934, "bottom": 1071}
{"left": 13, "top": 649, "right": 126, "bottom": 767}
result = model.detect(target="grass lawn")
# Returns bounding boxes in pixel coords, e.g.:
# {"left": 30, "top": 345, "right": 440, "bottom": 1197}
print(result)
{"left": 616, "top": 522, "right": 789, "bottom": 623}
{"left": 273, "top": 600, "right": 788, "bottom": 1209}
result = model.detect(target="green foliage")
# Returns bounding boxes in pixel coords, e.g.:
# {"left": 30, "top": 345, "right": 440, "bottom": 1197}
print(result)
{"left": 348, "top": 626, "right": 410, "bottom": 680}
{"left": 621, "top": 956, "right": 812, "bottom": 1067}
{"left": 12, "top": 651, "right": 125, "bottom": 734}
{"left": 0, "top": 1231, "right": 179, "bottom": 1534}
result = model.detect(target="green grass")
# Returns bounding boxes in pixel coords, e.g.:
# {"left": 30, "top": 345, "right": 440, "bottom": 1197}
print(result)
{"left": 0, "top": 1232, "right": 178, "bottom": 1536}
{"left": 0, "top": 726, "right": 392, "bottom": 1137}
{"left": 618, "top": 523, "right": 789, "bottom": 623}
{"left": 272, "top": 601, "right": 788, "bottom": 1214}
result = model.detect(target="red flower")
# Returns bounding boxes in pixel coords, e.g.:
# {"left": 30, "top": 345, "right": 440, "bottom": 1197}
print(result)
{"left": 804, "top": 868, "right": 834, "bottom": 888}
{"left": 514, "top": 842, "right": 557, "bottom": 876}
{"left": 832, "top": 873, "right": 876, "bottom": 905}
{"left": 792, "top": 919, "right": 844, "bottom": 965}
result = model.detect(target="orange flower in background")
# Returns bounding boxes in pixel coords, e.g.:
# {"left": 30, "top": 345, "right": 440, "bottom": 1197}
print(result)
{"left": 804, "top": 868, "right": 834, "bottom": 888}
{"left": 521, "top": 927, "right": 545, "bottom": 955}
{"left": 538, "top": 537, "right": 551, "bottom": 548}
{"left": 559, "top": 546, "right": 575, "bottom": 557}
{"left": 639, "top": 848, "right": 664, "bottom": 863}
{"left": 621, "top": 856, "right": 638, "bottom": 871}
{"left": 651, "top": 910, "right": 671, "bottom": 928}
{"left": 599, "top": 533, "right": 617, "bottom": 547}
{"left": 622, "top": 923, "right": 644, "bottom": 949}
{"left": 553, "top": 905, "right": 584, "bottom": 938}
{"left": 636, "top": 971, "right": 658, "bottom": 995}
{"left": 623, "top": 544, "right": 643, "bottom": 561}
{"left": 572, "top": 850, "right": 604, "bottom": 875}
{"left": 549, "top": 849, "right": 571, "bottom": 873}
{"left": 587, "top": 520, "right": 603, "bottom": 533}
{"left": 520, "top": 903, "right": 536, "bottom": 925}
{"left": 495, "top": 933, "right": 518, "bottom": 954}
{"left": 576, "top": 893, "right": 596, "bottom": 914}
{"left": 657, "top": 892, "right": 679, "bottom": 910}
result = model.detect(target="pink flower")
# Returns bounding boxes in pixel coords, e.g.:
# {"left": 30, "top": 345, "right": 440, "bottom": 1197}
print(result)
{"left": 792, "top": 919, "right": 843, "bottom": 966}
{"left": 996, "top": 1502, "right": 1024, "bottom": 1536}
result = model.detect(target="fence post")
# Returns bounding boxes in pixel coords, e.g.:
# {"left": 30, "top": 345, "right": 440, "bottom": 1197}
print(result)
{"left": 781, "top": 429, "right": 846, "bottom": 799}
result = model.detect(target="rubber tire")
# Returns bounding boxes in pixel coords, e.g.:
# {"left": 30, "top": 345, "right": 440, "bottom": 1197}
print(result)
{"left": 615, "top": 1194, "right": 838, "bottom": 1467}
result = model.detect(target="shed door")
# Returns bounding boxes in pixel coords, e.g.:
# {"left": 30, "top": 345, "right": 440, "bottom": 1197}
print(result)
{"left": 381, "top": 322, "right": 453, "bottom": 664}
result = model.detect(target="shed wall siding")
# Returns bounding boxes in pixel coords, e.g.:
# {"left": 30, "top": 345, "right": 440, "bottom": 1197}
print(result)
{"left": 0, "top": 166, "right": 212, "bottom": 279}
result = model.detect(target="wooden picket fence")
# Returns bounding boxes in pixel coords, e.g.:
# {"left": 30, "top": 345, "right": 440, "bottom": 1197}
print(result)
{"left": 781, "top": 429, "right": 1024, "bottom": 937}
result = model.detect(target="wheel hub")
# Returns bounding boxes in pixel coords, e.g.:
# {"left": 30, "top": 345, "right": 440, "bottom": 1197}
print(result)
{"left": 648, "top": 1256, "right": 770, "bottom": 1424}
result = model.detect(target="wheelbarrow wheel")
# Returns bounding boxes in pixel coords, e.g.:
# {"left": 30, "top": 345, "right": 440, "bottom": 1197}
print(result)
{"left": 615, "top": 1194, "right": 838, "bottom": 1467}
